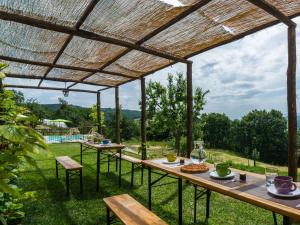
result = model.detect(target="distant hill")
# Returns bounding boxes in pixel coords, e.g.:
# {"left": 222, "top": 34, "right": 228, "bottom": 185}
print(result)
{"left": 42, "top": 104, "right": 140, "bottom": 120}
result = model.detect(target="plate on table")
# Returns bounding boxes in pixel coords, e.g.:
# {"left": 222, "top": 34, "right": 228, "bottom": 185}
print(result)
{"left": 209, "top": 171, "right": 236, "bottom": 180}
{"left": 162, "top": 159, "right": 180, "bottom": 164}
{"left": 267, "top": 185, "right": 300, "bottom": 198}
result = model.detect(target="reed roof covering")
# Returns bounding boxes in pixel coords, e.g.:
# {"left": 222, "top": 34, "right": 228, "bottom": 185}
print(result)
{"left": 0, "top": 0, "right": 299, "bottom": 90}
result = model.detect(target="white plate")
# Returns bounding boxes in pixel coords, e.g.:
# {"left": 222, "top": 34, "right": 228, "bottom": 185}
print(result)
{"left": 209, "top": 171, "right": 236, "bottom": 180}
{"left": 267, "top": 185, "right": 300, "bottom": 198}
{"left": 162, "top": 159, "right": 180, "bottom": 164}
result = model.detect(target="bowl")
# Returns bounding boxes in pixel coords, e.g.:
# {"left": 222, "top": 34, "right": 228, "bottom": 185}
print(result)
{"left": 102, "top": 139, "right": 110, "bottom": 145}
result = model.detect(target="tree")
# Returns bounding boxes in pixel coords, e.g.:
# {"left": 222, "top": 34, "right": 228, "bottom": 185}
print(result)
{"left": 239, "top": 110, "right": 288, "bottom": 165}
{"left": 146, "top": 72, "right": 208, "bottom": 156}
{"left": 202, "top": 113, "right": 231, "bottom": 148}
{"left": 90, "top": 104, "right": 105, "bottom": 129}
{"left": 104, "top": 111, "right": 139, "bottom": 141}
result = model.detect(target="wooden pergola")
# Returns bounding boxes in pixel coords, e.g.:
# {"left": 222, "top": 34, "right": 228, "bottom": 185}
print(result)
{"left": 0, "top": 0, "right": 298, "bottom": 179}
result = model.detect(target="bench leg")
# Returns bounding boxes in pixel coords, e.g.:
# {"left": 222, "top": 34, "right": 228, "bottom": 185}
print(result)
{"left": 80, "top": 169, "right": 83, "bottom": 194}
{"left": 131, "top": 163, "right": 134, "bottom": 187}
{"left": 55, "top": 160, "right": 58, "bottom": 178}
{"left": 66, "top": 170, "right": 70, "bottom": 196}
{"left": 141, "top": 164, "right": 144, "bottom": 185}
{"left": 106, "top": 206, "right": 110, "bottom": 225}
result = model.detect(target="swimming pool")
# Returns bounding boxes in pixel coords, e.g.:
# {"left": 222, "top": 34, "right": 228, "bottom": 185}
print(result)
{"left": 44, "top": 134, "right": 88, "bottom": 143}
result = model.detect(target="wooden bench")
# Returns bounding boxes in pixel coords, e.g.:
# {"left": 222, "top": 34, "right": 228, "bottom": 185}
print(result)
{"left": 108, "top": 153, "right": 143, "bottom": 187}
{"left": 55, "top": 156, "right": 83, "bottom": 196}
{"left": 103, "top": 194, "right": 168, "bottom": 225}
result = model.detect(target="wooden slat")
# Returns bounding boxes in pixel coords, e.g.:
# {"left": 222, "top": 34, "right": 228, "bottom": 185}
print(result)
{"left": 143, "top": 159, "right": 300, "bottom": 220}
{"left": 56, "top": 156, "right": 82, "bottom": 170}
{"left": 114, "top": 153, "right": 142, "bottom": 164}
{"left": 104, "top": 194, "right": 168, "bottom": 225}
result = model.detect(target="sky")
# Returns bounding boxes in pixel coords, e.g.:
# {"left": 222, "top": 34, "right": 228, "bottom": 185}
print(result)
{"left": 5, "top": 17, "right": 300, "bottom": 119}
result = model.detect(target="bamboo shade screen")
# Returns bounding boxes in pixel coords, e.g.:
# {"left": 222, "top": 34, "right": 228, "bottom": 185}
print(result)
{"left": 0, "top": 0, "right": 299, "bottom": 87}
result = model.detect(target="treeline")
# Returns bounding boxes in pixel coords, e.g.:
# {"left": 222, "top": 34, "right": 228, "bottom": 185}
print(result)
{"left": 201, "top": 110, "right": 288, "bottom": 166}
{"left": 13, "top": 91, "right": 140, "bottom": 141}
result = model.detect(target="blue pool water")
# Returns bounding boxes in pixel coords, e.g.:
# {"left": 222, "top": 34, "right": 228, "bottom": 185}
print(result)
{"left": 44, "top": 134, "right": 87, "bottom": 143}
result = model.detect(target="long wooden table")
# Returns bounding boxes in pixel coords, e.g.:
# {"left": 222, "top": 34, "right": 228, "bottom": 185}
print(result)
{"left": 142, "top": 158, "right": 300, "bottom": 225}
{"left": 78, "top": 140, "right": 125, "bottom": 192}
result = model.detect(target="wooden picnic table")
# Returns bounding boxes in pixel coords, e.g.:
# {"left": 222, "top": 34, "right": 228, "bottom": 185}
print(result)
{"left": 77, "top": 140, "right": 125, "bottom": 192}
{"left": 142, "top": 158, "right": 300, "bottom": 225}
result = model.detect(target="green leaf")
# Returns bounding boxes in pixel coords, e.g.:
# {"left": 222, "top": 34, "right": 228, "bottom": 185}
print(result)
{"left": 0, "top": 72, "right": 5, "bottom": 79}
{"left": 0, "top": 215, "right": 7, "bottom": 225}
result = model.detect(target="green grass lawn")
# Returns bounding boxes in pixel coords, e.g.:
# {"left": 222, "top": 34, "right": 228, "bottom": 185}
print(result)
{"left": 20, "top": 143, "right": 282, "bottom": 225}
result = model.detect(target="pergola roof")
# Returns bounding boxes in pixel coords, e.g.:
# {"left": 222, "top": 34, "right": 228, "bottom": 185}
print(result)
{"left": 0, "top": 0, "right": 299, "bottom": 91}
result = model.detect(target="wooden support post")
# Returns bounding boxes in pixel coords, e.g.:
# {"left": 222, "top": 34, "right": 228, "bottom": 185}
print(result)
{"left": 186, "top": 62, "right": 193, "bottom": 157}
{"left": 287, "top": 25, "right": 297, "bottom": 181}
{"left": 141, "top": 77, "right": 147, "bottom": 160}
{"left": 97, "top": 91, "right": 102, "bottom": 134}
{"left": 115, "top": 87, "right": 120, "bottom": 144}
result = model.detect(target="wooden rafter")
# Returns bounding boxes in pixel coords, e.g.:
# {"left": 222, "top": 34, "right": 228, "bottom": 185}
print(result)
{"left": 5, "top": 73, "right": 113, "bottom": 87}
{"left": 6, "top": 84, "right": 98, "bottom": 93}
{"left": 0, "top": 55, "right": 134, "bottom": 79}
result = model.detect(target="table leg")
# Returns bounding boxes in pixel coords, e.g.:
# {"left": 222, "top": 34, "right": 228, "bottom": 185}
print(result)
{"left": 66, "top": 170, "right": 70, "bottom": 196}
{"left": 55, "top": 160, "right": 58, "bottom": 178}
{"left": 80, "top": 143, "right": 83, "bottom": 164}
{"left": 148, "top": 167, "right": 152, "bottom": 210}
{"left": 283, "top": 216, "right": 291, "bottom": 225}
{"left": 106, "top": 206, "right": 110, "bottom": 225}
{"left": 118, "top": 149, "right": 122, "bottom": 187}
{"left": 178, "top": 178, "right": 182, "bottom": 225}
{"left": 96, "top": 151, "right": 100, "bottom": 192}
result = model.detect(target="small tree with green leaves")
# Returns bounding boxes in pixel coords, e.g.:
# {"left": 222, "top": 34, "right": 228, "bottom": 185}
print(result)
{"left": 146, "top": 72, "right": 208, "bottom": 156}
{"left": 0, "top": 63, "right": 47, "bottom": 224}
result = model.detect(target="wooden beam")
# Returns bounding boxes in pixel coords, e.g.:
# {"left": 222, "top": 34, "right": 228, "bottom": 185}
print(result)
{"left": 0, "top": 55, "right": 134, "bottom": 79}
{"left": 186, "top": 62, "right": 193, "bottom": 157}
{"left": 38, "top": 0, "right": 100, "bottom": 87}
{"left": 98, "top": 87, "right": 111, "bottom": 92}
{"left": 115, "top": 87, "right": 121, "bottom": 144}
{"left": 5, "top": 73, "right": 113, "bottom": 87}
{"left": 141, "top": 77, "right": 147, "bottom": 160}
{"left": 246, "top": 0, "right": 296, "bottom": 27}
{"left": 287, "top": 25, "right": 297, "bottom": 181}
{"left": 97, "top": 91, "right": 102, "bottom": 134}
{"left": 6, "top": 84, "right": 98, "bottom": 93}
{"left": 0, "top": 11, "right": 189, "bottom": 63}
